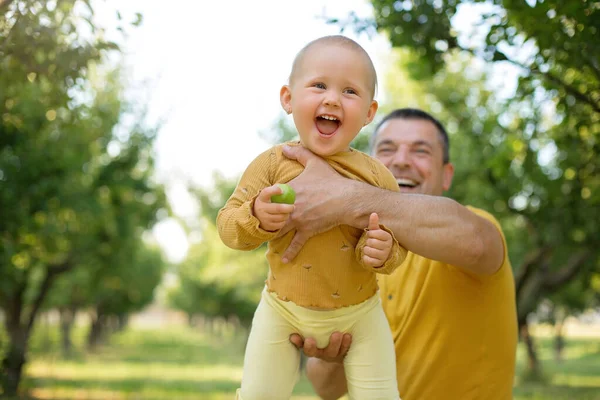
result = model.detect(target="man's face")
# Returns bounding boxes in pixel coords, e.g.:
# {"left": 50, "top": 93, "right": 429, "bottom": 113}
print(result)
{"left": 372, "top": 118, "right": 454, "bottom": 196}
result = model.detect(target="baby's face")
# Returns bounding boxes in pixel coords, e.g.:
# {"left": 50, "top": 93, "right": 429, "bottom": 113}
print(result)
{"left": 281, "top": 44, "right": 378, "bottom": 157}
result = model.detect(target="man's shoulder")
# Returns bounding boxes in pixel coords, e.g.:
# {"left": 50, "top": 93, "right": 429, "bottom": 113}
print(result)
{"left": 464, "top": 205, "right": 505, "bottom": 235}
{"left": 465, "top": 205, "right": 497, "bottom": 220}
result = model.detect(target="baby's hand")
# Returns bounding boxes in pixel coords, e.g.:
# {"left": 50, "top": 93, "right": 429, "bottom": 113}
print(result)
{"left": 362, "top": 213, "right": 392, "bottom": 268}
{"left": 253, "top": 185, "right": 295, "bottom": 232}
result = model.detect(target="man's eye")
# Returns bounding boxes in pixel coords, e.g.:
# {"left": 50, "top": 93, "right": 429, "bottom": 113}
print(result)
{"left": 415, "top": 148, "right": 430, "bottom": 154}
{"left": 378, "top": 148, "right": 394, "bottom": 155}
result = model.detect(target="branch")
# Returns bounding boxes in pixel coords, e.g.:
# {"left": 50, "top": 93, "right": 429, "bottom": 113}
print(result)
{"left": 26, "top": 259, "right": 74, "bottom": 332}
{"left": 584, "top": 55, "right": 600, "bottom": 83}
{"left": 542, "top": 249, "right": 592, "bottom": 290}
{"left": 515, "top": 246, "right": 551, "bottom": 298}
{"left": 539, "top": 69, "right": 600, "bottom": 114}
{"left": 461, "top": 46, "right": 600, "bottom": 114}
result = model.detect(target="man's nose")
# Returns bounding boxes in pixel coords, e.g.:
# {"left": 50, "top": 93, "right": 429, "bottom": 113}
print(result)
{"left": 391, "top": 147, "right": 411, "bottom": 168}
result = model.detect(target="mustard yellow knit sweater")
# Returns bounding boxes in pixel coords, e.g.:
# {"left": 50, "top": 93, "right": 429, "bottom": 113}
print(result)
{"left": 217, "top": 142, "right": 406, "bottom": 309}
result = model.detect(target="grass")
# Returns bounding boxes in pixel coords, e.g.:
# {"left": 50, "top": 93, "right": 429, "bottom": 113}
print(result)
{"left": 5, "top": 322, "right": 600, "bottom": 399}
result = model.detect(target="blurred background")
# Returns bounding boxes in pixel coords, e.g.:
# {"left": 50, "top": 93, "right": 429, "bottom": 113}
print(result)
{"left": 0, "top": 0, "right": 598, "bottom": 399}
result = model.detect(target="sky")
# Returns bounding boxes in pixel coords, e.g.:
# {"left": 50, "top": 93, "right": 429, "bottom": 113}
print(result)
{"left": 94, "top": 1, "right": 393, "bottom": 262}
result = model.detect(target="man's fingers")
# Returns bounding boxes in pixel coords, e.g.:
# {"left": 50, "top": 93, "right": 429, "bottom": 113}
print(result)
{"left": 281, "top": 232, "right": 308, "bottom": 263}
{"left": 323, "top": 332, "right": 343, "bottom": 359}
{"left": 302, "top": 337, "right": 319, "bottom": 358}
{"left": 339, "top": 333, "right": 352, "bottom": 357}
{"left": 282, "top": 144, "right": 317, "bottom": 167}
{"left": 367, "top": 212, "right": 380, "bottom": 231}
{"left": 289, "top": 333, "right": 304, "bottom": 349}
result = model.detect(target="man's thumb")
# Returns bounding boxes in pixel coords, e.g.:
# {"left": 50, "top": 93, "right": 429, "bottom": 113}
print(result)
{"left": 282, "top": 144, "right": 313, "bottom": 167}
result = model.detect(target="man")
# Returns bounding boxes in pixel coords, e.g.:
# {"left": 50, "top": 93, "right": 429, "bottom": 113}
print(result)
{"left": 280, "top": 108, "right": 518, "bottom": 399}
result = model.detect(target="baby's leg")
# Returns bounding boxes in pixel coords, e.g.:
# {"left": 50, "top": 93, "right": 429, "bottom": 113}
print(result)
{"left": 239, "top": 296, "right": 300, "bottom": 400}
{"left": 344, "top": 302, "right": 400, "bottom": 400}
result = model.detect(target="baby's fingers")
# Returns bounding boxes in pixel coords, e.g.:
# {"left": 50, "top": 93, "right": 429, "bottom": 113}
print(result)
{"left": 366, "top": 228, "right": 392, "bottom": 242}
{"left": 257, "top": 185, "right": 284, "bottom": 203}
{"left": 363, "top": 245, "right": 388, "bottom": 262}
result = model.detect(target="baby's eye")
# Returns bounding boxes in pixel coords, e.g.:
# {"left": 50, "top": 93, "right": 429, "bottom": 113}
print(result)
{"left": 344, "top": 88, "right": 358, "bottom": 95}
{"left": 314, "top": 82, "right": 326, "bottom": 89}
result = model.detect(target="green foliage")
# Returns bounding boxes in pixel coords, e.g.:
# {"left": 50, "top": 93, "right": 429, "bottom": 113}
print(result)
{"left": 0, "top": 0, "right": 165, "bottom": 394}
{"left": 169, "top": 171, "right": 268, "bottom": 326}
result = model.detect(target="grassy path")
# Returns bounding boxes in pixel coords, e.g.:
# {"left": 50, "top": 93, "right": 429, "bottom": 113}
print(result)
{"left": 8, "top": 324, "right": 600, "bottom": 399}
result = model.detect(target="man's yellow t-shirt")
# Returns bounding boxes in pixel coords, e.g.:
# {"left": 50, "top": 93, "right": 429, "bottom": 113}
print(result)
{"left": 379, "top": 206, "right": 517, "bottom": 400}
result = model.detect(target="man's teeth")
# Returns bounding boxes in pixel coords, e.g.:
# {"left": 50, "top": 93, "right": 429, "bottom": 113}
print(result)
{"left": 397, "top": 178, "right": 417, "bottom": 187}
{"left": 320, "top": 115, "right": 338, "bottom": 121}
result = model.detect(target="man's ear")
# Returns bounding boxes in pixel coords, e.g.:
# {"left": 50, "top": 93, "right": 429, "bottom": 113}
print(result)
{"left": 442, "top": 162, "right": 455, "bottom": 191}
{"left": 280, "top": 85, "right": 292, "bottom": 114}
{"left": 364, "top": 100, "right": 378, "bottom": 126}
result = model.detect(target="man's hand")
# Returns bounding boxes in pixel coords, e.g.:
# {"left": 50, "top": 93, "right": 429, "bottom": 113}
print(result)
{"left": 279, "top": 145, "right": 351, "bottom": 262}
{"left": 289, "top": 331, "right": 352, "bottom": 363}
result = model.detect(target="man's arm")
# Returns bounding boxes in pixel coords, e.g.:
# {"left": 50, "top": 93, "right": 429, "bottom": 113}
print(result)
{"left": 280, "top": 145, "right": 504, "bottom": 275}
{"left": 342, "top": 184, "right": 504, "bottom": 275}
{"left": 289, "top": 332, "right": 350, "bottom": 400}
{"left": 305, "top": 358, "right": 348, "bottom": 400}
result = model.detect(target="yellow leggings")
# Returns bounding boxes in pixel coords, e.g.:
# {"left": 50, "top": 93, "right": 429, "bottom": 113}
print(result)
{"left": 236, "top": 288, "right": 399, "bottom": 400}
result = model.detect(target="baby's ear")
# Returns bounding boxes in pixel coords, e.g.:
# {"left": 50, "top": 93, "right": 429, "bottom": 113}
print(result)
{"left": 364, "top": 100, "right": 378, "bottom": 125}
{"left": 280, "top": 85, "right": 292, "bottom": 114}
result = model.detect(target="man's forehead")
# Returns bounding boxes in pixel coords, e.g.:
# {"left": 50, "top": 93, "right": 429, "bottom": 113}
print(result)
{"left": 377, "top": 119, "right": 439, "bottom": 142}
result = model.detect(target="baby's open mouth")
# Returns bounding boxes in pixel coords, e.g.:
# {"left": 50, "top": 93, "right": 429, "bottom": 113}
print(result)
{"left": 316, "top": 114, "right": 340, "bottom": 135}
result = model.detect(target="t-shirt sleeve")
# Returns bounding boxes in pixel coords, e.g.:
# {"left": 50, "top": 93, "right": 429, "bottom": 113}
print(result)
{"left": 460, "top": 206, "right": 510, "bottom": 280}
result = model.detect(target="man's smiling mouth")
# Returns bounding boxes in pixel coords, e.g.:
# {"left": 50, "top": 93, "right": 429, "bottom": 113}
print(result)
{"left": 397, "top": 178, "right": 418, "bottom": 189}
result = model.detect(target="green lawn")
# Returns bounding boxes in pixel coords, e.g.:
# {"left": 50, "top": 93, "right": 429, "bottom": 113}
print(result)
{"left": 9, "top": 324, "right": 600, "bottom": 399}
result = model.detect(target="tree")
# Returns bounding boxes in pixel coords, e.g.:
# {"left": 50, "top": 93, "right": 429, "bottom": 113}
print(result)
{"left": 167, "top": 176, "right": 266, "bottom": 331}
{"left": 0, "top": 1, "right": 165, "bottom": 394}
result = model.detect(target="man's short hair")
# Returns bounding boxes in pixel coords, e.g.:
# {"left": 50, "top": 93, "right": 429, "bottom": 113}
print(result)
{"left": 370, "top": 108, "right": 450, "bottom": 163}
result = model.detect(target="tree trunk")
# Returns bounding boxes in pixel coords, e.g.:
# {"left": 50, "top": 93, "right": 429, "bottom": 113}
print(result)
{"left": 117, "top": 314, "right": 128, "bottom": 332}
{"left": 87, "top": 311, "right": 105, "bottom": 351}
{"left": 0, "top": 262, "right": 70, "bottom": 395}
{"left": 554, "top": 319, "right": 565, "bottom": 363}
{"left": 59, "top": 307, "right": 76, "bottom": 357}
{"left": 520, "top": 322, "right": 540, "bottom": 375}
{"left": 0, "top": 324, "right": 28, "bottom": 396}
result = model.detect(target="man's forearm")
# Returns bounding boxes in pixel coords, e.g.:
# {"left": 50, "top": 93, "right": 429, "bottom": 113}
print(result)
{"left": 341, "top": 181, "right": 504, "bottom": 275}
{"left": 306, "top": 358, "right": 347, "bottom": 400}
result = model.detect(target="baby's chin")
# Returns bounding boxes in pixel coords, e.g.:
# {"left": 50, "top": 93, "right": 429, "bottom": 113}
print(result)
{"left": 299, "top": 140, "right": 350, "bottom": 157}
{"left": 307, "top": 146, "right": 351, "bottom": 157}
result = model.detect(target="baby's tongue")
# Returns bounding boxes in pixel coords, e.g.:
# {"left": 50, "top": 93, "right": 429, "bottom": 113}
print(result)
{"left": 316, "top": 118, "right": 339, "bottom": 135}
